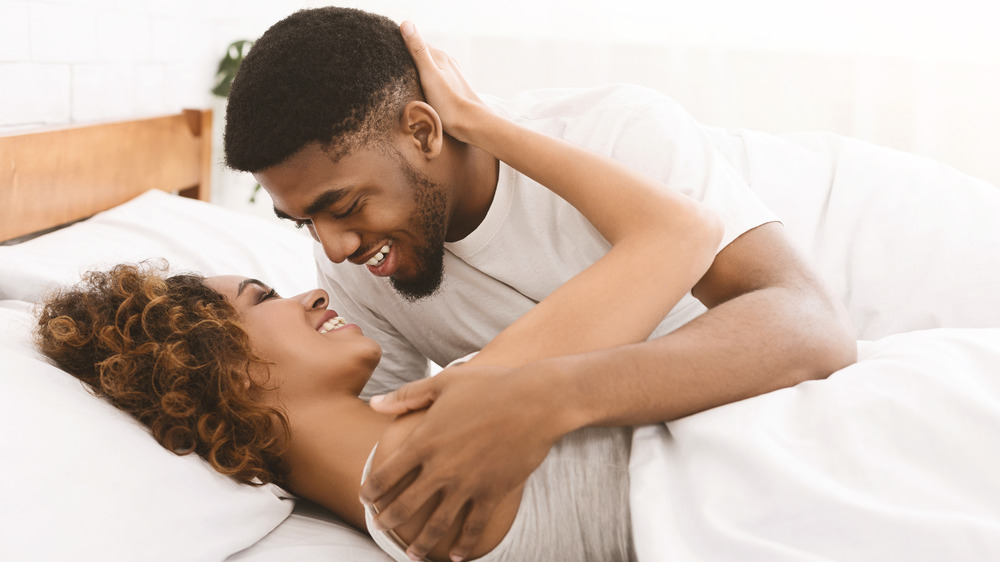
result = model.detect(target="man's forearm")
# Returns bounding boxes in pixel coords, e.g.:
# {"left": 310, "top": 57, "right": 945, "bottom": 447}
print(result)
{"left": 543, "top": 284, "right": 857, "bottom": 430}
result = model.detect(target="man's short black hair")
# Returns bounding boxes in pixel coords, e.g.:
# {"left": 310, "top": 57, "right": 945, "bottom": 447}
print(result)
{"left": 224, "top": 7, "right": 419, "bottom": 172}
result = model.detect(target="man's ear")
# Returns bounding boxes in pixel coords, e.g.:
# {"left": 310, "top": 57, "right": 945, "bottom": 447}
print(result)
{"left": 399, "top": 101, "right": 443, "bottom": 159}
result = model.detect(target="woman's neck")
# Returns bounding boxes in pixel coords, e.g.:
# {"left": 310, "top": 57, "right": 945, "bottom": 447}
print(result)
{"left": 280, "top": 393, "right": 392, "bottom": 530}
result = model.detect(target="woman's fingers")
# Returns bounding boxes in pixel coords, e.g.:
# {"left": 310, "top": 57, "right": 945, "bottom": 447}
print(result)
{"left": 398, "top": 20, "right": 486, "bottom": 145}
{"left": 400, "top": 21, "right": 436, "bottom": 71}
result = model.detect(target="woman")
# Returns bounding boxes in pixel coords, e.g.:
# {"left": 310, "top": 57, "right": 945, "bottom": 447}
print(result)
{"left": 36, "top": 24, "right": 723, "bottom": 562}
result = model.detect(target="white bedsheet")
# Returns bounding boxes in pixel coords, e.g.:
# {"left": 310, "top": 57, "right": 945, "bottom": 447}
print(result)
{"left": 630, "top": 328, "right": 1000, "bottom": 561}
{"left": 227, "top": 500, "right": 392, "bottom": 562}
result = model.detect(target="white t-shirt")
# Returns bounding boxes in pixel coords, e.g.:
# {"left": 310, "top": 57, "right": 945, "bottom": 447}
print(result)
{"left": 316, "top": 84, "right": 778, "bottom": 398}
{"left": 363, "top": 425, "right": 635, "bottom": 562}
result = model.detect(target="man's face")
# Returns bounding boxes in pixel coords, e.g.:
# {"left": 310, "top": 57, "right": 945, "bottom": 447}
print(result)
{"left": 256, "top": 142, "right": 449, "bottom": 301}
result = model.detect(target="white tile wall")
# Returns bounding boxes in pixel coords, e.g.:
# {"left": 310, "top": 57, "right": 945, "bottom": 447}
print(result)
{"left": 0, "top": 0, "right": 322, "bottom": 133}
{"left": 1, "top": 0, "right": 997, "bottom": 199}
{"left": 28, "top": 3, "right": 99, "bottom": 63}
{"left": 0, "top": 1, "right": 30, "bottom": 62}
{"left": 0, "top": 63, "right": 70, "bottom": 126}
{"left": 97, "top": 11, "right": 153, "bottom": 62}
{"left": 0, "top": 0, "right": 325, "bottom": 210}
{"left": 71, "top": 63, "right": 135, "bottom": 122}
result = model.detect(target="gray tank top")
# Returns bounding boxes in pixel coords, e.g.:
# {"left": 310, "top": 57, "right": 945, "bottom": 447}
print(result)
{"left": 364, "top": 425, "right": 635, "bottom": 561}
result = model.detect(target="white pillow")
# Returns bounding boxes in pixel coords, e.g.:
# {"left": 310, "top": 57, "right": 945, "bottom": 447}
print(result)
{"left": 227, "top": 500, "right": 393, "bottom": 562}
{"left": 0, "top": 301, "right": 293, "bottom": 561}
{"left": 738, "top": 131, "right": 1000, "bottom": 340}
{"left": 0, "top": 192, "right": 326, "bottom": 561}
{"left": 0, "top": 190, "right": 316, "bottom": 302}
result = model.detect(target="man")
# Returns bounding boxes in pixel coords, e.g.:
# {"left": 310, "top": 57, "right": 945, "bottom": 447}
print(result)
{"left": 224, "top": 7, "right": 856, "bottom": 561}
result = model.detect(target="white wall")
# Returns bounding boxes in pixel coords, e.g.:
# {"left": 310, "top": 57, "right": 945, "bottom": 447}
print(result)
{"left": 3, "top": 0, "right": 998, "bottom": 205}
{"left": 366, "top": 0, "right": 1000, "bottom": 186}
{"left": 0, "top": 0, "right": 310, "bottom": 130}
{"left": 0, "top": 0, "right": 328, "bottom": 216}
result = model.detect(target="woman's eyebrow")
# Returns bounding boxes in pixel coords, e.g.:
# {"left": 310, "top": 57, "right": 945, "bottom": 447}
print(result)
{"left": 237, "top": 278, "right": 268, "bottom": 297}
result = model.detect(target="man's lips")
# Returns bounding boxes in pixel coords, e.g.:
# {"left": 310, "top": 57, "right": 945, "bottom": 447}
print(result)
{"left": 366, "top": 242, "right": 399, "bottom": 277}
{"left": 351, "top": 240, "right": 391, "bottom": 266}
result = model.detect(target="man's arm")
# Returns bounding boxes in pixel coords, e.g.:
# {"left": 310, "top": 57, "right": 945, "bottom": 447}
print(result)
{"left": 366, "top": 221, "right": 856, "bottom": 561}
{"left": 362, "top": 21, "right": 855, "bottom": 562}
{"left": 552, "top": 221, "right": 856, "bottom": 426}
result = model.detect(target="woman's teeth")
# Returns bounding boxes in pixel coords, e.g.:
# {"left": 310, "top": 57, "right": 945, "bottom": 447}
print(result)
{"left": 366, "top": 243, "right": 392, "bottom": 267}
{"left": 318, "top": 316, "right": 347, "bottom": 334}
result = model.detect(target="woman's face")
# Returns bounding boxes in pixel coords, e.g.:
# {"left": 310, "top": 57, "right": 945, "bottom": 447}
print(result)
{"left": 205, "top": 275, "right": 382, "bottom": 398}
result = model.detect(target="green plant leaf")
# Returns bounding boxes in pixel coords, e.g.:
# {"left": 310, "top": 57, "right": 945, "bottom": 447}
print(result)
{"left": 212, "top": 39, "right": 254, "bottom": 98}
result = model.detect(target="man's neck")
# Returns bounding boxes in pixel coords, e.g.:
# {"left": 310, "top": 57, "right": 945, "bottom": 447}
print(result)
{"left": 443, "top": 137, "right": 500, "bottom": 242}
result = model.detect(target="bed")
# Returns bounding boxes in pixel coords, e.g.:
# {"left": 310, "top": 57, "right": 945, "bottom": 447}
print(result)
{"left": 0, "top": 110, "right": 392, "bottom": 562}
{"left": 1, "top": 110, "right": 999, "bottom": 561}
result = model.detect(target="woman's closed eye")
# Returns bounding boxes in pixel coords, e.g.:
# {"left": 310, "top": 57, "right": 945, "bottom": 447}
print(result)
{"left": 259, "top": 288, "right": 279, "bottom": 303}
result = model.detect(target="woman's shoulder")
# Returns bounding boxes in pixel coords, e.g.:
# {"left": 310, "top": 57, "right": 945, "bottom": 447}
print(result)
{"left": 370, "top": 409, "right": 428, "bottom": 474}
{"left": 368, "top": 409, "right": 523, "bottom": 562}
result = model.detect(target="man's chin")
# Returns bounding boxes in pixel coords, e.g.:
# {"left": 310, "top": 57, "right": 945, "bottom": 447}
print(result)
{"left": 389, "top": 270, "right": 444, "bottom": 302}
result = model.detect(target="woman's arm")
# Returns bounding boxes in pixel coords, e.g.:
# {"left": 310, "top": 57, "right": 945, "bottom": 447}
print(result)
{"left": 408, "top": 36, "right": 722, "bottom": 367}
{"left": 365, "top": 22, "right": 722, "bottom": 561}
{"left": 469, "top": 113, "right": 723, "bottom": 365}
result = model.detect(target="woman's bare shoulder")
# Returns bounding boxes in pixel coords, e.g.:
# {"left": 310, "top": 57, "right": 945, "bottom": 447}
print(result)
{"left": 372, "top": 409, "right": 426, "bottom": 466}
{"left": 370, "top": 408, "right": 523, "bottom": 562}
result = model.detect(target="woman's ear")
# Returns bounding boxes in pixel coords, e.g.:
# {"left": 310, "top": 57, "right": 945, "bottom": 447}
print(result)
{"left": 400, "top": 101, "right": 443, "bottom": 159}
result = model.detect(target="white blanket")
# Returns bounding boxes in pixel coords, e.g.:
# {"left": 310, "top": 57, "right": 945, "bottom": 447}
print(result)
{"left": 630, "top": 328, "right": 1000, "bottom": 561}
{"left": 629, "top": 128, "right": 1000, "bottom": 561}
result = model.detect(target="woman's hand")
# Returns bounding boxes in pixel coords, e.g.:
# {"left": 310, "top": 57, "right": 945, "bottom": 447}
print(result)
{"left": 400, "top": 21, "right": 489, "bottom": 144}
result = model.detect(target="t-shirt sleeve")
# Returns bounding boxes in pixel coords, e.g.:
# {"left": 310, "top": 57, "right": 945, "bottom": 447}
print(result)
{"left": 314, "top": 248, "right": 430, "bottom": 400}
{"left": 609, "top": 93, "right": 779, "bottom": 252}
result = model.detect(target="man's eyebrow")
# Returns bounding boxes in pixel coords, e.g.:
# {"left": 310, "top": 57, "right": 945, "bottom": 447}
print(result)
{"left": 304, "top": 188, "right": 353, "bottom": 216}
{"left": 237, "top": 278, "right": 268, "bottom": 297}
{"left": 272, "top": 188, "right": 354, "bottom": 222}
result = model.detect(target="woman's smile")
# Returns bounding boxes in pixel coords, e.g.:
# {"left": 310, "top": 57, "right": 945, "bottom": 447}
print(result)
{"left": 203, "top": 275, "right": 383, "bottom": 397}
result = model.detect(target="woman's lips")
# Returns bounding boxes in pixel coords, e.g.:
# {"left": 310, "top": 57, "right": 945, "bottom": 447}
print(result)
{"left": 315, "top": 309, "right": 339, "bottom": 331}
{"left": 317, "top": 315, "right": 348, "bottom": 334}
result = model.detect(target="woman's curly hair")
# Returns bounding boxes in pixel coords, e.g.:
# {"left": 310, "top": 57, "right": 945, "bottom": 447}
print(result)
{"left": 35, "top": 263, "right": 289, "bottom": 486}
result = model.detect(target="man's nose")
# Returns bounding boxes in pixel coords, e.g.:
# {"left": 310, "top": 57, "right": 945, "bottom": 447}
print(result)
{"left": 310, "top": 220, "right": 362, "bottom": 264}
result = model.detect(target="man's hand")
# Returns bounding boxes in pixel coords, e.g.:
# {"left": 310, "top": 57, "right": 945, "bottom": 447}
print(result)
{"left": 362, "top": 363, "right": 569, "bottom": 561}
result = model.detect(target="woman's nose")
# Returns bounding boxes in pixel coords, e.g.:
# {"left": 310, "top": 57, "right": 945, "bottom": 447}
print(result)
{"left": 300, "top": 288, "right": 328, "bottom": 310}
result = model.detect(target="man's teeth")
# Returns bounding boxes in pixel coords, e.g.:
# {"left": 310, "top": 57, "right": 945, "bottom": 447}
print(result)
{"left": 366, "top": 243, "right": 392, "bottom": 267}
{"left": 318, "top": 316, "right": 347, "bottom": 334}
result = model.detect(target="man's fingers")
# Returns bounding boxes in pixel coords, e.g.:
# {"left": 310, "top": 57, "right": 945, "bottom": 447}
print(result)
{"left": 404, "top": 496, "right": 469, "bottom": 561}
{"left": 360, "top": 448, "right": 420, "bottom": 506}
{"left": 369, "top": 377, "right": 441, "bottom": 415}
{"left": 371, "top": 475, "right": 438, "bottom": 532}
{"left": 449, "top": 503, "right": 494, "bottom": 562}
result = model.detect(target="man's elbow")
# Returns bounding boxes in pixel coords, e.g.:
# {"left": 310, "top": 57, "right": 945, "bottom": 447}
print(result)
{"left": 794, "top": 299, "right": 857, "bottom": 384}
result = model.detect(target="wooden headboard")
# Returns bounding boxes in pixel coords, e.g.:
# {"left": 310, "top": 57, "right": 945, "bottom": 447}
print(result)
{"left": 0, "top": 109, "right": 212, "bottom": 242}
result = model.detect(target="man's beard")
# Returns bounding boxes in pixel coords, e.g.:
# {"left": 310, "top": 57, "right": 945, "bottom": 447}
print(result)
{"left": 389, "top": 161, "right": 448, "bottom": 302}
